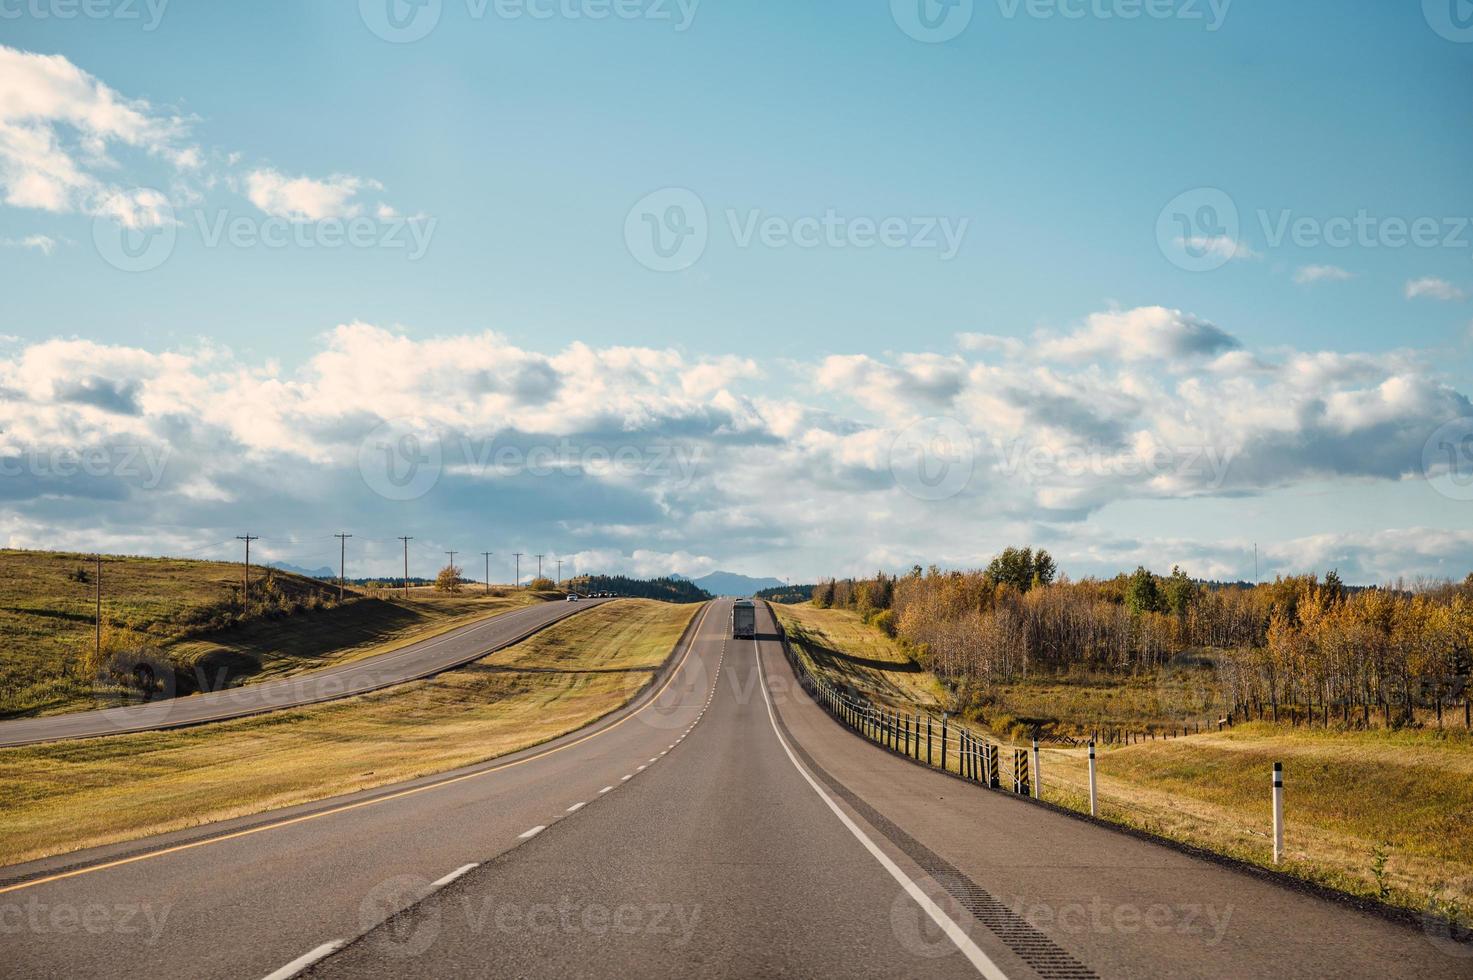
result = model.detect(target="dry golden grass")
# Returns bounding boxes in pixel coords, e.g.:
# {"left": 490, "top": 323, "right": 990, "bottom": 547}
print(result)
{"left": 771, "top": 602, "right": 1473, "bottom": 917}
{"left": 0, "top": 547, "right": 547, "bottom": 718}
{"left": 0, "top": 599, "right": 697, "bottom": 867}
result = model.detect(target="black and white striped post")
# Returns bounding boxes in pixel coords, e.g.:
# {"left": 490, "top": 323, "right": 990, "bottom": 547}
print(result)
{"left": 940, "top": 714, "right": 948, "bottom": 772}
{"left": 1031, "top": 736, "right": 1042, "bottom": 800}
{"left": 1272, "top": 762, "right": 1285, "bottom": 864}
{"left": 1088, "top": 740, "right": 1098, "bottom": 817}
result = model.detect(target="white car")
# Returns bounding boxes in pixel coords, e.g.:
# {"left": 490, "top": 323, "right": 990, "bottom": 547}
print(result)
{"left": 566, "top": 594, "right": 579, "bottom": 601}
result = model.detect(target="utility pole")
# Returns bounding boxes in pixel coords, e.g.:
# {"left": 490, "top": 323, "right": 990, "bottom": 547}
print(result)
{"left": 513, "top": 553, "right": 523, "bottom": 590}
{"left": 483, "top": 552, "right": 494, "bottom": 595}
{"left": 237, "top": 535, "right": 259, "bottom": 613}
{"left": 399, "top": 536, "right": 413, "bottom": 598}
{"left": 556, "top": 559, "right": 563, "bottom": 587}
{"left": 334, "top": 533, "right": 352, "bottom": 603}
{"left": 446, "top": 550, "right": 458, "bottom": 579}
{"left": 535, "top": 554, "right": 544, "bottom": 582}
{"left": 1254, "top": 543, "right": 1258, "bottom": 584}
{"left": 94, "top": 553, "right": 102, "bottom": 660}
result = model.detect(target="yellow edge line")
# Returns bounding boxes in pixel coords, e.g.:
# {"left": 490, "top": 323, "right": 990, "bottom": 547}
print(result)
{"left": 0, "top": 600, "right": 714, "bottom": 897}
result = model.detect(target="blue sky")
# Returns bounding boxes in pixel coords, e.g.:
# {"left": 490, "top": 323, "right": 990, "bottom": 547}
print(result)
{"left": 1, "top": 1, "right": 1472, "bottom": 584}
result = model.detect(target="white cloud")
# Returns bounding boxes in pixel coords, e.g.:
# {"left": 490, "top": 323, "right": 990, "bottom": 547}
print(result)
{"left": 0, "top": 44, "right": 194, "bottom": 216}
{"left": 0, "top": 45, "right": 413, "bottom": 230}
{"left": 1294, "top": 264, "right": 1353, "bottom": 285}
{"left": 1175, "top": 235, "right": 1258, "bottom": 262}
{"left": 0, "top": 312, "right": 1468, "bottom": 583}
{"left": 0, "top": 234, "right": 63, "bottom": 254}
{"left": 1036, "top": 306, "right": 1240, "bottom": 363}
{"left": 1405, "top": 277, "right": 1468, "bottom": 302}
{"left": 245, "top": 169, "right": 384, "bottom": 222}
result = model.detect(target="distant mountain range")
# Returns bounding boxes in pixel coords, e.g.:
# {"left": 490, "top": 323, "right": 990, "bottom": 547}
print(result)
{"left": 674, "top": 571, "right": 788, "bottom": 597}
{"left": 265, "top": 560, "right": 336, "bottom": 579}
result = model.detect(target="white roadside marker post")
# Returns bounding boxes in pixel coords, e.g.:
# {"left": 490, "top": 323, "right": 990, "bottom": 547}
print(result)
{"left": 1088, "top": 740, "right": 1098, "bottom": 818}
{"left": 1031, "top": 736, "right": 1042, "bottom": 800}
{"left": 1272, "top": 762, "right": 1285, "bottom": 864}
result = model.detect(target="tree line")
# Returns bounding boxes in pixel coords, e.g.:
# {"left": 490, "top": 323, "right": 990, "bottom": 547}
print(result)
{"left": 812, "top": 551, "right": 1473, "bottom": 729}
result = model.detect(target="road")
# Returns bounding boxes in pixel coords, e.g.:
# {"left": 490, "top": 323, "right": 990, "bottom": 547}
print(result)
{"left": 1, "top": 600, "right": 1464, "bottom": 978}
{"left": 0, "top": 597, "right": 609, "bottom": 748}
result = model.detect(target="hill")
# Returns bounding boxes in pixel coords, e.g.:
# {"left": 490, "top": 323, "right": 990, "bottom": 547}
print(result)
{"left": 571, "top": 574, "right": 711, "bottom": 604}
{"left": 756, "top": 583, "right": 816, "bottom": 604}
{"left": 0, "top": 548, "right": 539, "bottom": 719}
{"left": 684, "top": 571, "right": 787, "bottom": 597}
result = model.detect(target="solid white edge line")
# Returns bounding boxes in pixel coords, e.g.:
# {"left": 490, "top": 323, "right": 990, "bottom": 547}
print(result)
{"left": 566, "top": 802, "right": 586, "bottom": 813}
{"left": 258, "top": 940, "right": 345, "bottom": 980}
{"left": 622, "top": 774, "right": 632, "bottom": 780}
{"left": 754, "top": 640, "right": 1011, "bottom": 980}
{"left": 519, "top": 825, "right": 546, "bottom": 839}
{"left": 599, "top": 786, "right": 613, "bottom": 793}
{"left": 431, "top": 862, "right": 479, "bottom": 889}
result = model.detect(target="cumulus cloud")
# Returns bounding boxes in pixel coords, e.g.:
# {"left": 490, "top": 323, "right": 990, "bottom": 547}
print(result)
{"left": 0, "top": 45, "right": 194, "bottom": 216}
{"left": 0, "top": 234, "right": 62, "bottom": 254}
{"left": 1405, "top": 277, "right": 1468, "bottom": 302}
{"left": 1175, "top": 235, "right": 1258, "bottom": 262}
{"left": 245, "top": 169, "right": 384, "bottom": 222}
{"left": 1037, "top": 307, "right": 1240, "bottom": 362}
{"left": 0, "top": 310, "right": 1468, "bottom": 582}
{"left": 1294, "top": 264, "right": 1354, "bottom": 285}
{"left": 0, "top": 45, "right": 411, "bottom": 229}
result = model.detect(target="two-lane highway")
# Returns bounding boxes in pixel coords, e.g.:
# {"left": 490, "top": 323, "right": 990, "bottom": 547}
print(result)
{"left": 3, "top": 598, "right": 1464, "bottom": 978}
{"left": 0, "top": 596, "right": 610, "bottom": 747}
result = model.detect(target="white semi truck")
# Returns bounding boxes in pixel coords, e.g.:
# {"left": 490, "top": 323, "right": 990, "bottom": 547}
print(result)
{"left": 731, "top": 599, "right": 756, "bottom": 639}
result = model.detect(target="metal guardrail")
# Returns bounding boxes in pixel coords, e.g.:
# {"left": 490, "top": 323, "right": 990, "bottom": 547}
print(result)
{"left": 773, "top": 616, "right": 1031, "bottom": 796}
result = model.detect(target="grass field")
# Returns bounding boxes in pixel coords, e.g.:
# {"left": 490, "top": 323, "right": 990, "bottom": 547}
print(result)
{"left": 0, "top": 548, "right": 545, "bottom": 719}
{"left": 770, "top": 602, "right": 1473, "bottom": 919}
{"left": 0, "top": 598, "right": 699, "bottom": 867}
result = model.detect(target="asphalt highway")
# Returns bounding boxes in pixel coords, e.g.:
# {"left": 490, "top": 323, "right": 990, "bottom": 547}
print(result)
{"left": 0, "top": 597, "right": 608, "bottom": 747}
{"left": 1, "top": 599, "right": 1464, "bottom": 978}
